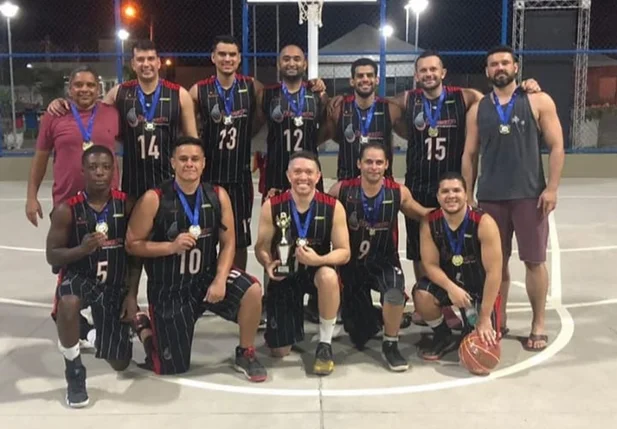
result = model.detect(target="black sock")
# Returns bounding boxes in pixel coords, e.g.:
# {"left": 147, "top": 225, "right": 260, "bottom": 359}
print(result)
{"left": 427, "top": 316, "right": 452, "bottom": 338}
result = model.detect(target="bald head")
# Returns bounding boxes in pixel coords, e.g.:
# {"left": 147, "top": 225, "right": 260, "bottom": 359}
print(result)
{"left": 279, "top": 45, "right": 306, "bottom": 82}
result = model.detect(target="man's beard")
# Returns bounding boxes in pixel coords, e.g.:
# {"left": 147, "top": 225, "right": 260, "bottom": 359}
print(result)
{"left": 491, "top": 72, "right": 516, "bottom": 88}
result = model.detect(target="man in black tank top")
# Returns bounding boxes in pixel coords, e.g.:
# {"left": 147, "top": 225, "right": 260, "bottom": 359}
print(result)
{"left": 413, "top": 172, "right": 503, "bottom": 363}
{"left": 461, "top": 46, "right": 564, "bottom": 352}
{"left": 255, "top": 151, "right": 351, "bottom": 376}
{"left": 46, "top": 146, "right": 138, "bottom": 408}
{"left": 262, "top": 45, "right": 329, "bottom": 200}
{"left": 47, "top": 40, "right": 198, "bottom": 201}
{"left": 320, "top": 58, "right": 405, "bottom": 181}
{"left": 125, "top": 137, "right": 267, "bottom": 382}
{"left": 329, "top": 143, "right": 430, "bottom": 371}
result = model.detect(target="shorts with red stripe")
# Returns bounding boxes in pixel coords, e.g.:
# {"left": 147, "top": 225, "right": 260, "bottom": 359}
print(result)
{"left": 216, "top": 178, "right": 254, "bottom": 249}
{"left": 148, "top": 267, "right": 257, "bottom": 375}
{"left": 54, "top": 271, "right": 132, "bottom": 361}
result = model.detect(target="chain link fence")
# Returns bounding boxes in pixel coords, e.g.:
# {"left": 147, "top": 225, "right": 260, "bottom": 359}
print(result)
{"left": 0, "top": 0, "right": 616, "bottom": 154}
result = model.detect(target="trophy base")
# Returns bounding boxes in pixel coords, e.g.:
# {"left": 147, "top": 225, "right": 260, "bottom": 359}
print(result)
{"left": 273, "top": 265, "right": 292, "bottom": 278}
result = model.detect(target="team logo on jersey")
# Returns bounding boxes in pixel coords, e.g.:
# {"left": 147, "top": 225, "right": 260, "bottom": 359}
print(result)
{"left": 126, "top": 108, "right": 139, "bottom": 128}
{"left": 271, "top": 105, "right": 284, "bottom": 124}
{"left": 210, "top": 103, "right": 223, "bottom": 124}
{"left": 348, "top": 211, "right": 360, "bottom": 230}
{"left": 344, "top": 123, "right": 356, "bottom": 143}
{"left": 166, "top": 221, "right": 179, "bottom": 241}
{"left": 414, "top": 111, "right": 427, "bottom": 131}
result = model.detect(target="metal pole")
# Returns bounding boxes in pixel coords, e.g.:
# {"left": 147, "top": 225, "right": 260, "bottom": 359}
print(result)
{"left": 501, "top": 0, "right": 508, "bottom": 44}
{"left": 413, "top": 11, "right": 420, "bottom": 89}
{"left": 242, "top": 0, "right": 249, "bottom": 75}
{"left": 230, "top": 0, "right": 234, "bottom": 36}
{"left": 149, "top": 15, "right": 154, "bottom": 41}
{"left": 307, "top": 5, "right": 319, "bottom": 80}
{"left": 114, "top": 0, "right": 123, "bottom": 83}
{"left": 276, "top": 4, "right": 280, "bottom": 79}
{"left": 7, "top": 17, "right": 16, "bottom": 145}
{"left": 252, "top": 5, "right": 257, "bottom": 78}
{"left": 378, "top": 0, "right": 386, "bottom": 97}
{"left": 405, "top": 8, "right": 409, "bottom": 43}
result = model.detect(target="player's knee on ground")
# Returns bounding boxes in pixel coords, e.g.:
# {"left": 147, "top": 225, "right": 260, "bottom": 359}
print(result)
{"left": 314, "top": 266, "right": 338, "bottom": 292}
{"left": 383, "top": 288, "right": 405, "bottom": 306}
{"left": 270, "top": 346, "right": 292, "bottom": 358}
{"left": 57, "top": 295, "right": 81, "bottom": 318}
{"left": 106, "top": 359, "right": 131, "bottom": 372}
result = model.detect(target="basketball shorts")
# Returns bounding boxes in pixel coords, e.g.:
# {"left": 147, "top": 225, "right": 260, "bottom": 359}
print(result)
{"left": 148, "top": 267, "right": 257, "bottom": 375}
{"left": 405, "top": 191, "right": 438, "bottom": 261}
{"left": 54, "top": 271, "right": 132, "bottom": 362}
{"left": 264, "top": 266, "right": 336, "bottom": 349}
{"left": 413, "top": 277, "right": 502, "bottom": 334}
{"left": 218, "top": 178, "right": 254, "bottom": 248}
{"left": 338, "top": 259, "right": 406, "bottom": 348}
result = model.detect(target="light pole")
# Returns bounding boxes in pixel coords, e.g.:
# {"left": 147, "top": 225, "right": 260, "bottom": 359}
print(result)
{"left": 0, "top": 1, "right": 19, "bottom": 148}
{"left": 117, "top": 28, "right": 130, "bottom": 77}
{"left": 123, "top": 4, "right": 153, "bottom": 41}
{"left": 405, "top": 0, "right": 429, "bottom": 88}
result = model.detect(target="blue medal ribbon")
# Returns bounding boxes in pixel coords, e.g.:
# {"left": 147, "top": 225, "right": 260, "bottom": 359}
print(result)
{"left": 422, "top": 90, "right": 446, "bottom": 131}
{"left": 361, "top": 185, "right": 385, "bottom": 227}
{"left": 281, "top": 83, "right": 306, "bottom": 119}
{"left": 354, "top": 100, "right": 377, "bottom": 138}
{"left": 290, "top": 198, "right": 315, "bottom": 239}
{"left": 174, "top": 183, "right": 202, "bottom": 227}
{"left": 83, "top": 191, "right": 109, "bottom": 225}
{"left": 70, "top": 103, "right": 98, "bottom": 143}
{"left": 442, "top": 208, "right": 469, "bottom": 257}
{"left": 137, "top": 82, "right": 162, "bottom": 126}
{"left": 214, "top": 78, "right": 238, "bottom": 118}
{"left": 492, "top": 89, "right": 518, "bottom": 128}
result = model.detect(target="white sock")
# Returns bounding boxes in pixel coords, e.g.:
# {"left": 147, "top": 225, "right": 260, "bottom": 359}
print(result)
{"left": 318, "top": 317, "right": 337, "bottom": 344}
{"left": 383, "top": 335, "right": 398, "bottom": 343}
{"left": 426, "top": 315, "right": 445, "bottom": 328}
{"left": 58, "top": 341, "right": 80, "bottom": 361}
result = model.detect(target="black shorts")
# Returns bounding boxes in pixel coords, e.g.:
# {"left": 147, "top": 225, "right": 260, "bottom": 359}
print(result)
{"left": 217, "top": 178, "right": 253, "bottom": 249}
{"left": 54, "top": 272, "right": 132, "bottom": 362}
{"left": 148, "top": 267, "right": 257, "bottom": 375}
{"left": 264, "top": 266, "right": 335, "bottom": 349}
{"left": 339, "top": 259, "right": 406, "bottom": 347}
{"left": 413, "top": 277, "right": 502, "bottom": 332}
{"left": 405, "top": 191, "right": 438, "bottom": 261}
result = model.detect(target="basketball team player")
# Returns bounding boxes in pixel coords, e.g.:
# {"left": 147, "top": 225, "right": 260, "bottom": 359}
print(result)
{"left": 389, "top": 50, "right": 540, "bottom": 328}
{"left": 414, "top": 172, "right": 502, "bottom": 361}
{"left": 329, "top": 143, "right": 431, "bottom": 372}
{"left": 255, "top": 151, "right": 350, "bottom": 376}
{"left": 125, "top": 136, "right": 267, "bottom": 381}
{"left": 46, "top": 146, "right": 136, "bottom": 407}
{"left": 461, "top": 46, "right": 564, "bottom": 351}
{"left": 189, "top": 36, "right": 325, "bottom": 271}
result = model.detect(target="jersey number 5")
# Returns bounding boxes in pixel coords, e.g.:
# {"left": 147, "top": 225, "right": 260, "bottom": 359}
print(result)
{"left": 138, "top": 135, "right": 161, "bottom": 160}
{"left": 96, "top": 261, "right": 108, "bottom": 284}
{"left": 180, "top": 248, "right": 202, "bottom": 275}
{"left": 284, "top": 128, "right": 303, "bottom": 152}
{"left": 425, "top": 137, "right": 446, "bottom": 161}
{"left": 219, "top": 127, "right": 238, "bottom": 150}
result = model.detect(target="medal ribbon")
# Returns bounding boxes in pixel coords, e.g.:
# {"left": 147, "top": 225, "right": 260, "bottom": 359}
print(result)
{"left": 290, "top": 199, "right": 315, "bottom": 239}
{"left": 281, "top": 83, "right": 306, "bottom": 119}
{"left": 361, "top": 185, "right": 385, "bottom": 227}
{"left": 442, "top": 207, "right": 469, "bottom": 257}
{"left": 422, "top": 89, "right": 446, "bottom": 131}
{"left": 70, "top": 103, "right": 98, "bottom": 143}
{"left": 174, "top": 183, "right": 202, "bottom": 227}
{"left": 137, "top": 82, "right": 162, "bottom": 125}
{"left": 492, "top": 89, "right": 518, "bottom": 128}
{"left": 214, "top": 78, "right": 237, "bottom": 117}
{"left": 83, "top": 191, "right": 110, "bottom": 225}
{"left": 354, "top": 100, "right": 377, "bottom": 138}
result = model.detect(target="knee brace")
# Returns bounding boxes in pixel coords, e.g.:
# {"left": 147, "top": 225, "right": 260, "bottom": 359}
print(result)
{"left": 131, "top": 312, "right": 151, "bottom": 336}
{"left": 384, "top": 288, "right": 405, "bottom": 306}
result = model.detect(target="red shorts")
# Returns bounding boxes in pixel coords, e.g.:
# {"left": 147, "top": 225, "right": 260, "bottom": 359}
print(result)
{"left": 479, "top": 198, "right": 549, "bottom": 264}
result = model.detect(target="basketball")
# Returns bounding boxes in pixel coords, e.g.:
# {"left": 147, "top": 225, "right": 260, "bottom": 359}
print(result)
{"left": 458, "top": 331, "right": 501, "bottom": 376}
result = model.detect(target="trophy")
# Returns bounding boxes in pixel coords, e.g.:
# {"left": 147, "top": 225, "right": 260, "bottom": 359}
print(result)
{"left": 274, "top": 212, "right": 292, "bottom": 277}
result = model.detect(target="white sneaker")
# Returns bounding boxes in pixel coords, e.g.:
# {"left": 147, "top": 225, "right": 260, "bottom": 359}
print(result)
{"left": 79, "top": 329, "right": 96, "bottom": 352}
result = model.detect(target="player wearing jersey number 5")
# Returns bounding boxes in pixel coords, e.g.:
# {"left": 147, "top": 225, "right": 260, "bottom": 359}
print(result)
{"left": 125, "top": 137, "right": 267, "bottom": 381}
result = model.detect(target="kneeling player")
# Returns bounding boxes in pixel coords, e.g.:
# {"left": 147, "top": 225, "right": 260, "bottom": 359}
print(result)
{"left": 329, "top": 143, "right": 431, "bottom": 371}
{"left": 46, "top": 146, "right": 136, "bottom": 408}
{"left": 255, "top": 151, "right": 350, "bottom": 376}
{"left": 125, "top": 137, "right": 267, "bottom": 382}
{"left": 414, "top": 172, "right": 502, "bottom": 361}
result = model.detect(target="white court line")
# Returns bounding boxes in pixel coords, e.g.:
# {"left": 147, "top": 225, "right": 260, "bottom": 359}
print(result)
{"left": 549, "top": 213, "right": 562, "bottom": 303}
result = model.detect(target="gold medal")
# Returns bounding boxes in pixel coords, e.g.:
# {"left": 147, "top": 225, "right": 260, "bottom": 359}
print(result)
{"left": 82, "top": 141, "right": 94, "bottom": 151}
{"left": 428, "top": 127, "right": 439, "bottom": 137}
{"left": 369, "top": 228, "right": 376, "bottom": 236}
{"left": 451, "top": 254, "right": 464, "bottom": 266}
{"left": 188, "top": 224, "right": 202, "bottom": 239}
{"left": 224, "top": 116, "right": 233, "bottom": 125}
{"left": 95, "top": 221, "right": 108, "bottom": 235}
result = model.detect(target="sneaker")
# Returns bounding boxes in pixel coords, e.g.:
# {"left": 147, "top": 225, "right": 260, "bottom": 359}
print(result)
{"left": 79, "top": 329, "right": 96, "bottom": 353}
{"left": 382, "top": 341, "right": 409, "bottom": 372}
{"left": 65, "top": 356, "right": 89, "bottom": 408}
{"left": 234, "top": 346, "right": 267, "bottom": 382}
{"left": 258, "top": 308, "right": 267, "bottom": 330}
{"left": 420, "top": 334, "right": 459, "bottom": 361}
{"left": 313, "top": 342, "right": 334, "bottom": 376}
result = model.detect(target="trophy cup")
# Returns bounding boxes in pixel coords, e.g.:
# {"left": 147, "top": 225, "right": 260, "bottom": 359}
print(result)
{"left": 274, "top": 212, "right": 292, "bottom": 277}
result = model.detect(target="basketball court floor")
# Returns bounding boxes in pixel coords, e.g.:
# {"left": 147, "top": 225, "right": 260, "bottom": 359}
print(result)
{"left": 0, "top": 177, "right": 616, "bottom": 428}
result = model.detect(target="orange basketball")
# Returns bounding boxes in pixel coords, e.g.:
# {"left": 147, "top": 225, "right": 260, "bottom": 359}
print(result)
{"left": 458, "top": 331, "right": 501, "bottom": 376}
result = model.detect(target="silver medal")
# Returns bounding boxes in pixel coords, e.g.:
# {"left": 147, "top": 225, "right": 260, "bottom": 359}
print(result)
{"left": 296, "top": 238, "right": 308, "bottom": 248}
{"left": 294, "top": 116, "right": 303, "bottom": 127}
{"left": 144, "top": 122, "right": 155, "bottom": 131}
{"left": 360, "top": 135, "right": 369, "bottom": 144}
{"left": 499, "top": 124, "right": 511, "bottom": 135}
{"left": 188, "top": 224, "right": 202, "bottom": 239}
{"left": 224, "top": 116, "right": 233, "bottom": 125}
{"left": 95, "top": 222, "right": 108, "bottom": 235}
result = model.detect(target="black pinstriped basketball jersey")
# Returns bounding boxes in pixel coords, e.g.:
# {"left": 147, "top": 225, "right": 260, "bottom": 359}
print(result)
{"left": 428, "top": 207, "right": 485, "bottom": 299}
{"left": 66, "top": 190, "right": 128, "bottom": 286}
{"left": 144, "top": 180, "right": 221, "bottom": 303}
{"left": 338, "top": 178, "right": 401, "bottom": 264}
{"left": 197, "top": 74, "right": 256, "bottom": 184}
{"left": 263, "top": 82, "right": 321, "bottom": 190}
{"left": 405, "top": 86, "right": 466, "bottom": 196}
{"left": 269, "top": 191, "right": 336, "bottom": 268}
{"left": 116, "top": 79, "right": 181, "bottom": 198}
{"left": 335, "top": 96, "right": 393, "bottom": 180}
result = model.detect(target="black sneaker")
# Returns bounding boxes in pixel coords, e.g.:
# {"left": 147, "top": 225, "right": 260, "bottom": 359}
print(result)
{"left": 420, "top": 334, "right": 459, "bottom": 361}
{"left": 234, "top": 346, "right": 267, "bottom": 382}
{"left": 65, "top": 356, "right": 89, "bottom": 408}
{"left": 313, "top": 342, "right": 334, "bottom": 375}
{"left": 382, "top": 341, "right": 409, "bottom": 372}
